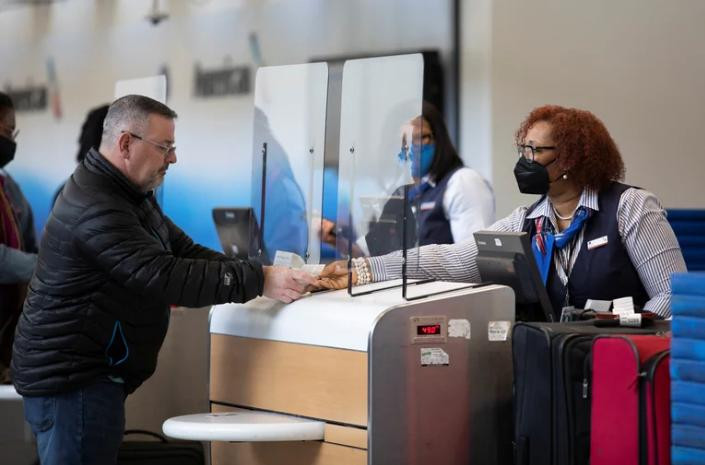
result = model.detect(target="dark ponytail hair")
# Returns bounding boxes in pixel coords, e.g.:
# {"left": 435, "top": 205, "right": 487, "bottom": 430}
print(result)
{"left": 422, "top": 101, "right": 463, "bottom": 182}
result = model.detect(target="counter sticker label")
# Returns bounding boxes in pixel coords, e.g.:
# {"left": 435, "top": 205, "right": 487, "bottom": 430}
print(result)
{"left": 488, "top": 320, "right": 512, "bottom": 341}
{"left": 420, "top": 348, "right": 449, "bottom": 366}
{"left": 448, "top": 319, "right": 471, "bottom": 339}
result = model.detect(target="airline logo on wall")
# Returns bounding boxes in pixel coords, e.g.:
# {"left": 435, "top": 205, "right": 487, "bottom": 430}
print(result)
{"left": 193, "top": 61, "right": 250, "bottom": 97}
{"left": 3, "top": 85, "right": 47, "bottom": 112}
{"left": 3, "top": 56, "right": 62, "bottom": 119}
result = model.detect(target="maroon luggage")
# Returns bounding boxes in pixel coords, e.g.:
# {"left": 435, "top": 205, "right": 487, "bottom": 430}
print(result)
{"left": 590, "top": 335, "right": 671, "bottom": 465}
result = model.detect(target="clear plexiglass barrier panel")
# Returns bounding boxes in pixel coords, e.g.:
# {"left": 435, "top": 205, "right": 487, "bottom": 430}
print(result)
{"left": 250, "top": 63, "right": 328, "bottom": 266}
{"left": 336, "top": 55, "right": 424, "bottom": 277}
{"left": 402, "top": 98, "right": 478, "bottom": 300}
{"left": 336, "top": 54, "right": 425, "bottom": 295}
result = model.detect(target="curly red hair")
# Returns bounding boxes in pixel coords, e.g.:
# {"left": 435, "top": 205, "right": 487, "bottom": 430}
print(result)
{"left": 515, "top": 105, "right": 625, "bottom": 191}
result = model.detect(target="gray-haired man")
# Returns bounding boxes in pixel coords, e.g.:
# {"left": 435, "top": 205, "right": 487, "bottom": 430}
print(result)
{"left": 11, "top": 95, "right": 314, "bottom": 465}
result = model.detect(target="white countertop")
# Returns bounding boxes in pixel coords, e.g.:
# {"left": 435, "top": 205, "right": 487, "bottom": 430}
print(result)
{"left": 162, "top": 409, "right": 325, "bottom": 442}
{"left": 0, "top": 384, "right": 21, "bottom": 401}
{"left": 210, "top": 280, "right": 489, "bottom": 351}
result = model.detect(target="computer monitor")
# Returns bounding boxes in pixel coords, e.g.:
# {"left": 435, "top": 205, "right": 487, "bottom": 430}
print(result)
{"left": 212, "top": 207, "right": 256, "bottom": 260}
{"left": 364, "top": 195, "right": 417, "bottom": 257}
{"left": 473, "top": 231, "right": 555, "bottom": 322}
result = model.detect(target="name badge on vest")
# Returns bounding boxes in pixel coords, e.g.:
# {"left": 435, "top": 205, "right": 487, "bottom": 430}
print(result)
{"left": 420, "top": 201, "right": 436, "bottom": 211}
{"left": 587, "top": 235, "right": 608, "bottom": 250}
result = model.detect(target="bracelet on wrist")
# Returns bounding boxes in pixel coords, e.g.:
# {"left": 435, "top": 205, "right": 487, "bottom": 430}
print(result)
{"left": 352, "top": 258, "right": 371, "bottom": 285}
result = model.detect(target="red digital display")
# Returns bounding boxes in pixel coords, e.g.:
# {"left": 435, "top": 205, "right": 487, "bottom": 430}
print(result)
{"left": 417, "top": 324, "right": 442, "bottom": 336}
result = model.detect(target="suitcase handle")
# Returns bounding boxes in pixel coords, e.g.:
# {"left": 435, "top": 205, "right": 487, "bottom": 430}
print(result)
{"left": 123, "top": 429, "right": 169, "bottom": 443}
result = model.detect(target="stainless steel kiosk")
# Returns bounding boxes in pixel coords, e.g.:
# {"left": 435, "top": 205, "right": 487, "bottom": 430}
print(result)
{"left": 164, "top": 281, "right": 514, "bottom": 465}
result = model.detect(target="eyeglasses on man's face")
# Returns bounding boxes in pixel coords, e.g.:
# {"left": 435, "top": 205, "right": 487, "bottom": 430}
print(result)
{"left": 0, "top": 123, "right": 19, "bottom": 141}
{"left": 122, "top": 131, "right": 176, "bottom": 158}
{"left": 516, "top": 144, "right": 556, "bottom": 162}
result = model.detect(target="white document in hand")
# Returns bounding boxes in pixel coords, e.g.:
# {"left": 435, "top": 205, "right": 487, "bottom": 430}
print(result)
{"left": 273, "top": 251, "right": 323, "bottom": 276}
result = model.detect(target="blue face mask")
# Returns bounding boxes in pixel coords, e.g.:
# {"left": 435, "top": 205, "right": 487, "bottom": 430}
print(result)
{"left": 398, "top": 143, "right": 435, "bottom": 178}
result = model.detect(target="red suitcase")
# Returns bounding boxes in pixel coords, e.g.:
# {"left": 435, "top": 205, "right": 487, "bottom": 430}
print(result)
{"left": 590, "top": 335, "right": 671, "bottom": 465}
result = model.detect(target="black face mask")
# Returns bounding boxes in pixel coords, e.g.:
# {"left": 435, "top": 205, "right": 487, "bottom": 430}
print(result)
{"left": 513, "top": 156, "right": 558, "bottom": 195}
{"left": 0, "top": 136, "right": 16, "bottom": 169}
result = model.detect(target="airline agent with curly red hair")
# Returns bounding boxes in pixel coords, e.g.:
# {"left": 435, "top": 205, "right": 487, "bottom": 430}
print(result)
{"left": 317, "top": 105, "right": 686, "bottom": 320}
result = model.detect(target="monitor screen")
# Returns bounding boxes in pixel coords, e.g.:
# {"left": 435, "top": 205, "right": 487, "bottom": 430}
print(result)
{"left": 364, "top": 196, "right": 417, "bottom": 257}
{"left": 473, "top": 231, "right": 555, "bottom": 322}
{"left": 212, "top": 208, "right": 256, "bottom": 260}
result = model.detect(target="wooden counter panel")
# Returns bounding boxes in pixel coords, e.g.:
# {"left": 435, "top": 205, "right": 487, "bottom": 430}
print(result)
{"left": 210, "top": 334, "right": 368, "bottom": 426}
{"left": 209, "top": 403, "right": 367, "bottom": 465}
{"left": 211, "top": 441, "right": 366, "bottom": 465}
{"left": 323, "top": 424, "right": 367, "bottom": 450}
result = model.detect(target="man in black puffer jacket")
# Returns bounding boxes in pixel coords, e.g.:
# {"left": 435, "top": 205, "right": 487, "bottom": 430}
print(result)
{"left": 11, "top": 95, "right": 315, "bottom": 465}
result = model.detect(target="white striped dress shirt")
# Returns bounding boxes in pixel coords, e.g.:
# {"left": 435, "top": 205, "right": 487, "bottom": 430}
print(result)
{"left": 368, "top": 187, "right": 687, "bottom": 318}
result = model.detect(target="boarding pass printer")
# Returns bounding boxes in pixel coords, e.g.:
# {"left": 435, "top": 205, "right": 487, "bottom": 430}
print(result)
{"left": 163, "top": 280, "right": 515, "bottom": 465}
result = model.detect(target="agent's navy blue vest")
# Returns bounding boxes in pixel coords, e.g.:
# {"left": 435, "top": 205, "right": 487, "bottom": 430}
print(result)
{"left": 415, "top": 167, "right": 461, "bottom": 246}
{"left": 522, "top": 182, "right": 649, "bottom": 319}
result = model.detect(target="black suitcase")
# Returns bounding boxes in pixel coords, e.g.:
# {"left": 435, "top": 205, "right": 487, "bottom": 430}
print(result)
{"left": 512, "top": 320, "right": 670, "bottom": 465}
{"left": 118, "top": 430, "right": 204, "bottom": 465}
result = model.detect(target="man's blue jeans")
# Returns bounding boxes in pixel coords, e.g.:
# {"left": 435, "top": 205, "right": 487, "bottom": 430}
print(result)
{"left": 23, "top": 380, "right": 126, "bottom": 465}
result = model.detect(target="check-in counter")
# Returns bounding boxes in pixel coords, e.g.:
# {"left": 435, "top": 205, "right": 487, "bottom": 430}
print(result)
{"left": 164, "top": 280, "right": 515, "bottom": 465}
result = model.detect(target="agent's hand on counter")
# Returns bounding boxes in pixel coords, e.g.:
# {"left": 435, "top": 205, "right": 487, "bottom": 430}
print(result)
{"left": 262, "top": 266, "right": 318, "bottom": 303}
{"left": 314, "top": 260, "right": 357, "bottom": 290}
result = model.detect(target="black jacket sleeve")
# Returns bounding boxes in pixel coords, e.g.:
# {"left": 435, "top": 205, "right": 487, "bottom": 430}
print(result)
{"left": 74, "top": 204, "right": 263, "bottom": 307}
{"left": 166, "top": 216, "right": 226, "bottom": 261}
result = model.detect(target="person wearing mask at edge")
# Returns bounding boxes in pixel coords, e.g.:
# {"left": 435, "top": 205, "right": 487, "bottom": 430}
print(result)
{"left": 11, "top": 95, "right": 316, "bottom": 465}
{"left": 320, "top": 101, "right": 495, "bottom": 257}
{"left": 0, "top": 91, "right": 37, "bottom": 384}
{"left": 315, "top": 105, "right": 686, "bottom": 320}
{"left": 52, "top": 103, "right": 109, "bottom": 206}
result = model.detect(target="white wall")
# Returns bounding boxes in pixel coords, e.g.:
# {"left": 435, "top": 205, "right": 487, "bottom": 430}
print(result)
{"left": 462, "top": 0, "right": 705, "bottom": 218}
{"left": 459, "top": 0, "right": 493, "bottom": 189}
{"left": 0, "top": 0, "right": 452, "bottom": 248}
{"left": 5, "top": 0, "right": 703, "bottom": 238}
